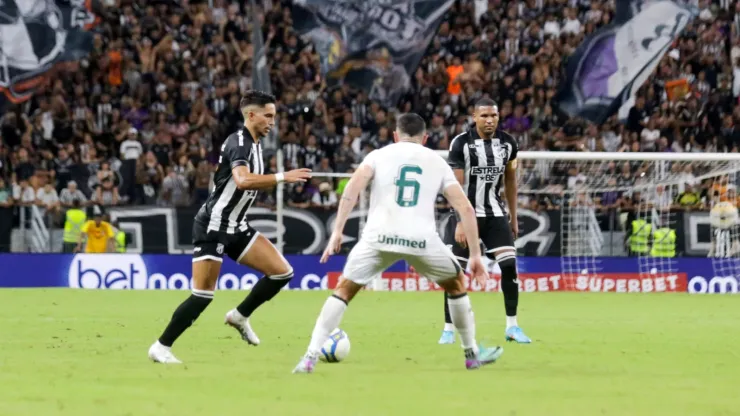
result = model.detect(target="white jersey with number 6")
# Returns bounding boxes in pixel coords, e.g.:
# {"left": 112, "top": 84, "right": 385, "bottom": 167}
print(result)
{"left": 359, "top": 142, "right": 458, "bottom": 255}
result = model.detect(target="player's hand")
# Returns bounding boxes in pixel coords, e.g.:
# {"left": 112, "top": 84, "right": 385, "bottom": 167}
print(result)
{"left": 510, "top": 217, "right": 519, "bottom": 238}
{"left": 320, "top": 232, "right": 342, "bottom": 263}
{"left": 468, "top": 255, "right": 487, "bottom": 287}
{"left": 454, "top": 222, "right": 466, "bottom": 248}
{"left": 284, "top": 168, "right": 312, "bottom": 183}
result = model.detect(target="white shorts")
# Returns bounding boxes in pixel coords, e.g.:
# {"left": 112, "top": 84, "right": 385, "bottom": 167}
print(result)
{"left": 342, "top": 238, "right": 462, "bottom": 286}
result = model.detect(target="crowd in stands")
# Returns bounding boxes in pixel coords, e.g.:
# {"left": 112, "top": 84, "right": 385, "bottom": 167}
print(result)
{"left": 1, "top": 0, "right": 739, "bottom": 225}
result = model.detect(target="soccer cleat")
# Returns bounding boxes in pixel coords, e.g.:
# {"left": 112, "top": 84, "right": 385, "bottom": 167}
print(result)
{"left": 225, "top": 310, "right": 261, "bottom": 345}
{"left": 148, "top": 341, "right": 182, "bottom": 364}
{"left": 438, "top": 330, "right": 455, "bottom": 345}
{"left": 505, "top": 326, "right": 532, "bottom": 343}
{"left": 465, "top": 345, "right": 504, "bottom": 370}
{"left": 292, "top": 353, "right": 318, "bottom": 374}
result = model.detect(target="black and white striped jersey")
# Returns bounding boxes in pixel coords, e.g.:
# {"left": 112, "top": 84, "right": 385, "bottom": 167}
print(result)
{"left": 195, "top": 127, "right": 264, "bottom": 234}
{"left": 448, "top": 128, "right": 518, "bottom": 217}
{"left": 713, "top": 227, "right": 738, "bottom": 258}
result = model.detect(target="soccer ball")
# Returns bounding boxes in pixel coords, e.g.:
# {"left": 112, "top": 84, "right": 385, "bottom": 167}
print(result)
{"left": 710, "top": 201, "right": 739, "bottom": 229}
{"left": 319, "top": 328, "right": 350, "bottom": 363}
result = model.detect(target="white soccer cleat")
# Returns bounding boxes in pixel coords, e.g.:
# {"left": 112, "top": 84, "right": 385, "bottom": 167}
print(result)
{"left": 225, "top": 309, "right": 261, "bottom": 345}
{"left": 148, "top": 341, "right": 182, "bottom": 364}
{"left": 292, "top": 353, "right": 318, "bottom": 374}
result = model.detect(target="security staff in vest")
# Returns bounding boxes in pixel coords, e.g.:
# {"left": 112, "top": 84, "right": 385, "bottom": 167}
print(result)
{"left": 111, "top": 219, "right": 127, "bottom": 253}
{"left": 650, "top": 217, "right": 677, "bottom": 257}
{"left": 63, "top": 200, "right": 87, "bottom": 253}
{"left": 625, "top": 206, "right": 652, "bottom": 256}
{"left": 622, "top": 191, "right": 652, "bottom": 256}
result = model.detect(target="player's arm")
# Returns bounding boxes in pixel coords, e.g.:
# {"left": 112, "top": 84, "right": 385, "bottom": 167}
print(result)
{"left": 320, "top": 159, "right": 374, "bottom": 263}
{"left": 443, "top": 183, "right": 481, "bottom": 258}
{"left": 448, "top": 135, "right": 466, "bottom": 186}
{"left": 105, "top": 223, "right": 116, "bottom": 253}
{"left": 504, "top": 141, "right": 519, "bottom": 235}
{"left": 331, "top": 163, "right": 374, "bottom": 236}
{"left": 226, "top": 139, "right": 311, "bottom": 190}
{"left": 77, "top": 221, "right": 89, "bottom": 252}
{"left": 447, "top": 135, "right": 466, "bottom": 224}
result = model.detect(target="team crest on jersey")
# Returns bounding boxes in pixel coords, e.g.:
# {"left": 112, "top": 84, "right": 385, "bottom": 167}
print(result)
{"left": 494, "top": 144, "right": 509, "bottom": 161}
{"left": 216, "top": 243, "right": 224, "bottom": 254}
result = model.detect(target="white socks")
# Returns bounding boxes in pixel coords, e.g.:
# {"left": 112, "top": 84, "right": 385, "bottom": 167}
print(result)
{"left": 506, "top": 315, "right": 518, "bottom": 329}
{"left": 307, "top": 295, "right": 348, "bottom": 355}
{"left": 443, "top": 323, "right": 455, "bottom": 332}
{"left": 447, "top": 294, "right": 477, "bottom": 352}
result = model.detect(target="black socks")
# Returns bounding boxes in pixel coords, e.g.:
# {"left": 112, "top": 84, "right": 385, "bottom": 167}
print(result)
{"left": 236, "top": 272, "right": 293, "bottom": 318}
{"left": 158, "top": 292, "right": 213, "bottom": 347}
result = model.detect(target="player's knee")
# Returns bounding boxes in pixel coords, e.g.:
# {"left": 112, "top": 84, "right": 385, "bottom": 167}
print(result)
{"left": 335, "top": 277, "right": 362, "bottom": 303}
{"left": 496, "top": 252, "right": 517, "bottom": 281}
{"left": 439, "top": 275, "right": 466, "bottom": 296}
{"left": 267, "top": 266, "right": 294, "bottom": 281}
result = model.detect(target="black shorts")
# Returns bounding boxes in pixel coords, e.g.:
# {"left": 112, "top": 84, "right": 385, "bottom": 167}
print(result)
{"left": 443, "top": 214, "right": 515, "bottom": 261}
{"left": 192, "top": 220, "right": 259, "bottom": 263}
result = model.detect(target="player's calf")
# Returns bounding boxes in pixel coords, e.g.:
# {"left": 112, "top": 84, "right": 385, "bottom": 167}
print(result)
{"left": 493, "top": 250, "right": 532, "bottom": 343}
{"left": 437, "top": 273, "right": 503, "bottom": 369}
{"left": 227, "top": 235, "right": 294, "bottom": 345}
{"left": 149, "top": 259, "right": 220, "bottom": 363}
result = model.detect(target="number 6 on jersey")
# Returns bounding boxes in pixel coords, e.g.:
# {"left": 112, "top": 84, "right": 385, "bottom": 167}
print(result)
{"left": 395, "top": 165, "right": 422, "bottom": 207}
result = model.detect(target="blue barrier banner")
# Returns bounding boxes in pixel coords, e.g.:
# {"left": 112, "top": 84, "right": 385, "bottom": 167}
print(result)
{"left": 0, "top": 254, "right": 737, "bottom": 294}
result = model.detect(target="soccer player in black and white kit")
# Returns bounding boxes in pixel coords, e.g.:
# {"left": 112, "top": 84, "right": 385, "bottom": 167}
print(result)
{"left": 148, "top": 91, "right": 312, "bottom": 363}
{"left": 438, "top": 98, "right": 532, "bottom": 344}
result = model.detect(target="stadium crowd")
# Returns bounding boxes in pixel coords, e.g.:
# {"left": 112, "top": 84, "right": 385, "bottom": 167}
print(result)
{"left": 0, "top": 0, "right": 738, "bottom": 243}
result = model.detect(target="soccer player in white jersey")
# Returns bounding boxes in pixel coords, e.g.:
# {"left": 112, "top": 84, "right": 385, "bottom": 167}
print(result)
{"left": 292, "top": 113, "right": 504, "bottom": 374}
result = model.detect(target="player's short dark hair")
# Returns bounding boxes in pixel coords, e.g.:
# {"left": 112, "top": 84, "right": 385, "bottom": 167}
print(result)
{"left": 240, "top": 90, "right": 276, "bottom": 109}
{"left": 475, "top": 98, "right": 498, "bottom": 109}
{"left": 396, "top": 113, "right": 426, "bottom": 137}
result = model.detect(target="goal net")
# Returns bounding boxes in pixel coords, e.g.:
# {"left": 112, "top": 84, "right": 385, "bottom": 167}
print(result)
{"left": 299, "top": 152, "right": 740, "bottom": 293}
{"left": 431, "top": 150, "right": 740, "bottom": 292}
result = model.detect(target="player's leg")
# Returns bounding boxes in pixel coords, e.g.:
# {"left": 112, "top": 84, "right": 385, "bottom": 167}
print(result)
{"left": 294, "top": 242, "right": 397, "bottom": 374}
{"left": 410, "top": 241, "right": 503, "bottom": 370}
{"left": 439, "top": 215, "right": 469, "bottom": 344}
{"left": 484, "top": 217, "right": 531, "bottom": 344}
{"left": 224, "top": 228, "right": 293, "bottom": 345}
{"left": 148, "top": 224, "right": 223, "bottom": 363}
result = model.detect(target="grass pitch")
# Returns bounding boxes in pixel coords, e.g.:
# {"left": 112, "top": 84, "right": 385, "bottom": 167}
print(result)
{"left": 0, "top": 290, "right": 738, "bottom": 416}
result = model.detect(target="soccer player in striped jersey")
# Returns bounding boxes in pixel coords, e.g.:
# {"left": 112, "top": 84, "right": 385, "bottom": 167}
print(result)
{"left": 148, "top": 90, "right": 312, "bottom": 364}
{"left": 438, "top": 98, "right": 532, "bottom": 345}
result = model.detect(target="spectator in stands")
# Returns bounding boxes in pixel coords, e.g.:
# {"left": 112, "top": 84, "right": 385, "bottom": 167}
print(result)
{"left": 159, "top": 166, "right": 189, "bottom": 207}
{"left": 60, "top": 180, "right": 88, "bottom": 208}
{"left": 674, "top": 183, "right": 702, "bottom": 211}
{"left": 95, "top": 177, "right": 120, "bottom": 206}
{"left": 36, "top": 182, "right": 60, "bottom": 219}
{"left": 0, "top": 178, "right": 11, "bottom": 208}
{"left": 14, "top": 180, "right": 36, "bottom": 207}
{"left": 288, "top": 183, "right": 312, "bottom": 209}
{"left": 120, "top": 128, "right": 143, "bottom": 201}
{"left": 135, "top": 152, "right": 163, "bottom": 205}
{"left": 53, "top": 148, "right": 74, "bottom": 191}
{"left": 312, "top": 182, "right": 338, "bottom": 210}
{"left": 14, "top": 148, "right": 36, "bottom": 182}
{"left": 0, "top": 177, "right": 12, "bottom": 252}
{"left": 192, "top": 161, "right": 211, "bottom": 207}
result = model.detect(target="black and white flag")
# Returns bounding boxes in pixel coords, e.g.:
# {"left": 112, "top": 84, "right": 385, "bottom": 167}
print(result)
{"left": 291, "top": 0, "right": 454, "bottom": 107}
{"left": 553, "top": 0, "right": 697, "bottom": 124}
{"left": 0, "top": 0, "right": 100, "bottom": 109}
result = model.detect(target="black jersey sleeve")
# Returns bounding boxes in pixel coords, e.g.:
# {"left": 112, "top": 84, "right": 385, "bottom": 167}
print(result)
{"left": 502, "top": 131, "right": 519, "bottom": 161}
{"left": 448, "top": 133, "right": 466, "bottom": 170}
{"left": 223, "top": 133, "right": 252, "bottom": 170}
